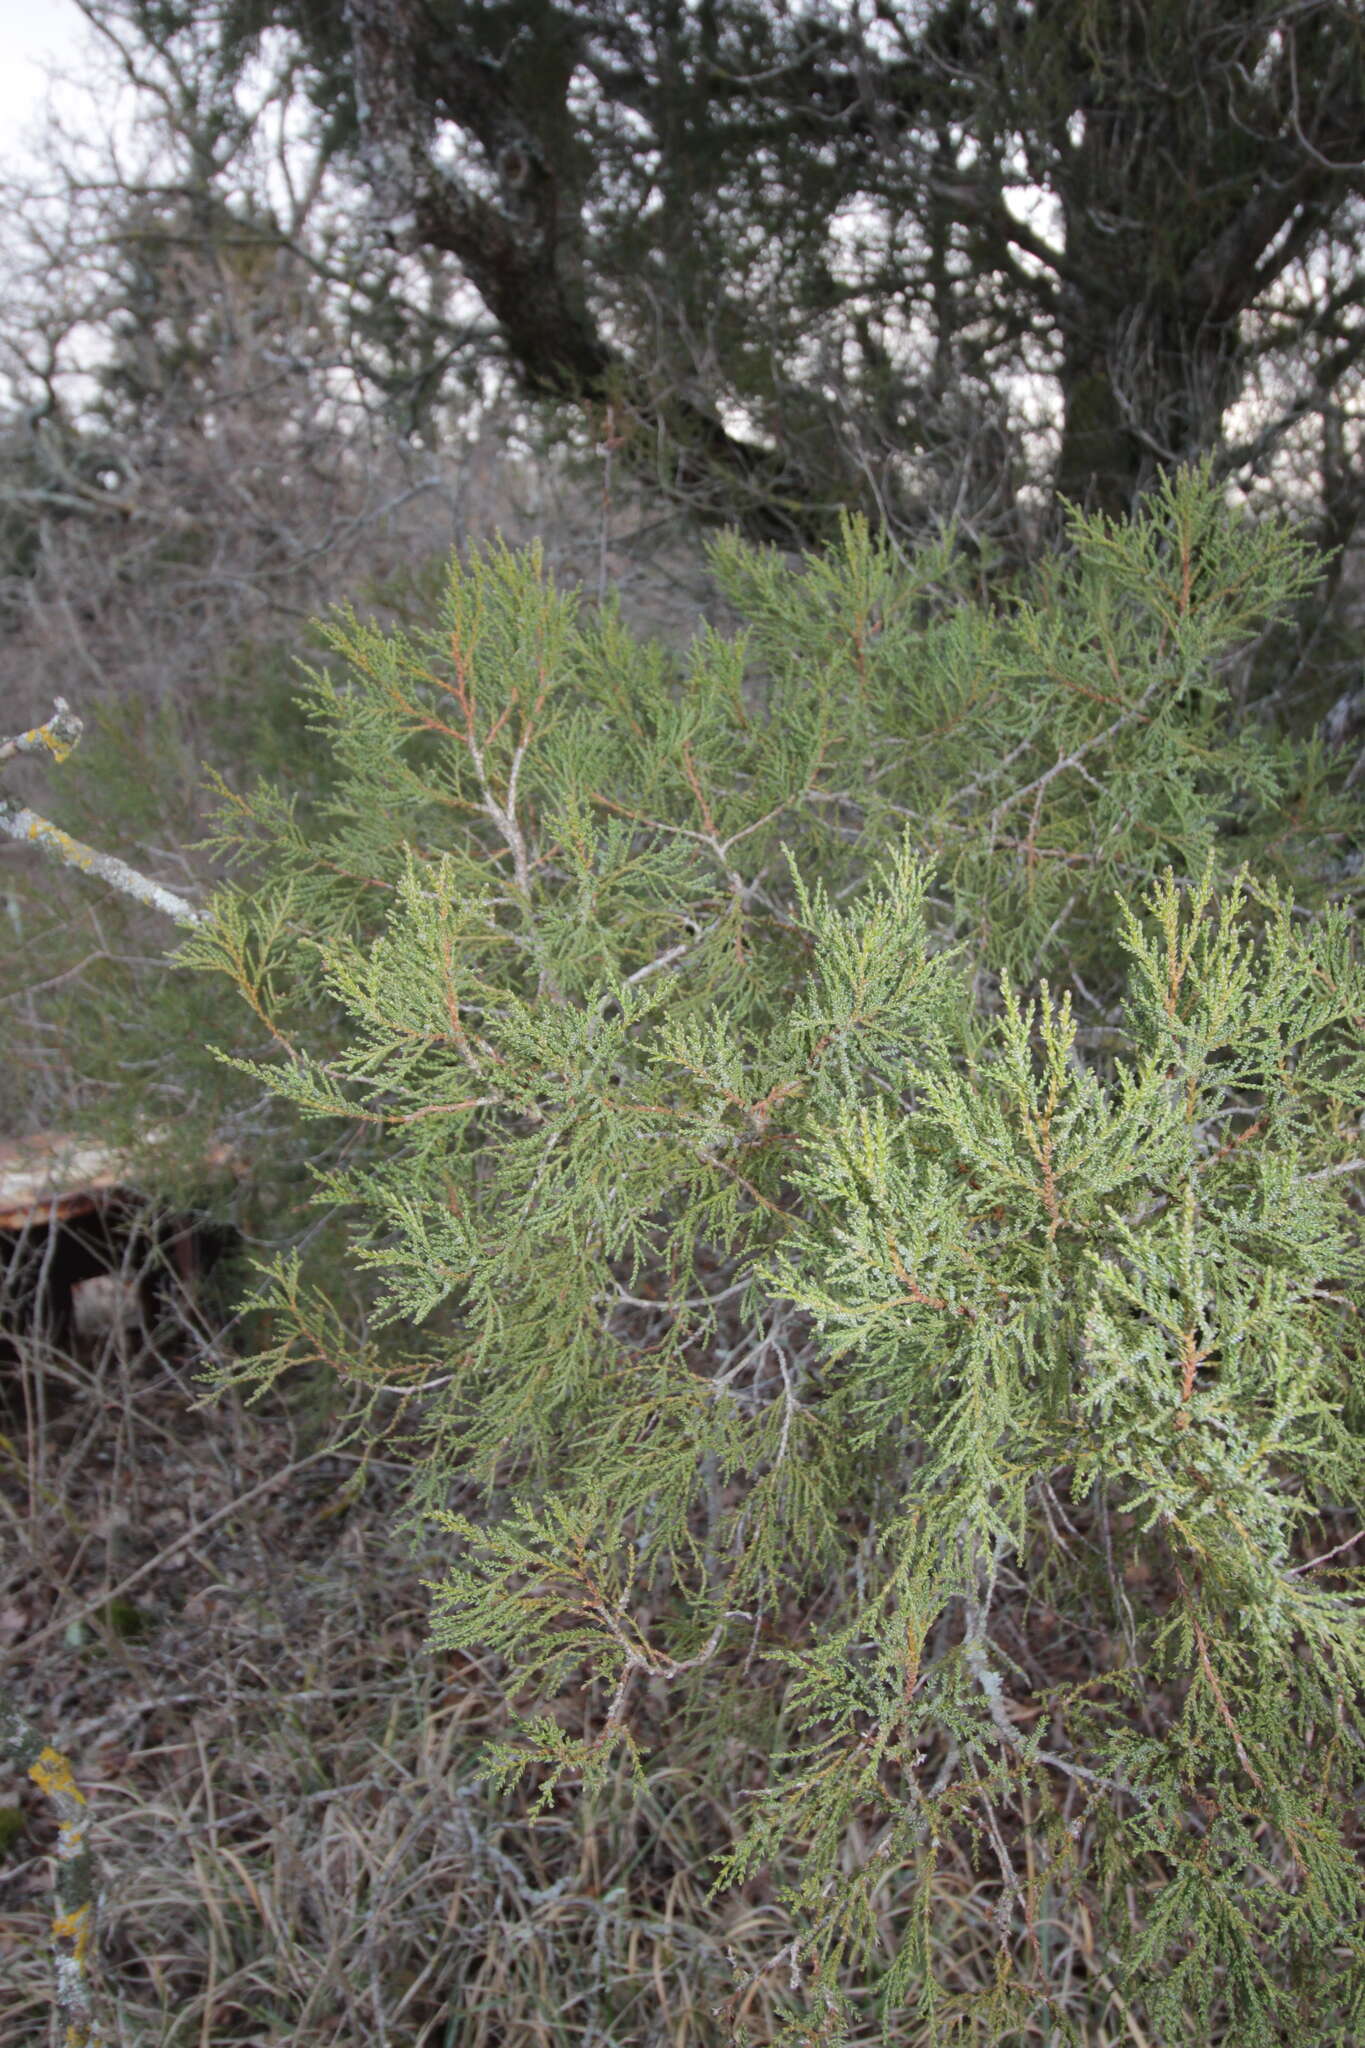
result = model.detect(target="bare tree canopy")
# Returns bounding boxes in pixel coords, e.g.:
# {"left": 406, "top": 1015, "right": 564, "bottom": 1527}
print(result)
{"left": 52, "top": 0, "right": 1362, "bottom": 561}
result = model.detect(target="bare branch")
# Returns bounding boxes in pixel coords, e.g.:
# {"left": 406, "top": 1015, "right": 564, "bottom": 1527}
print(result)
{"left": 0, "top": 693, "right": 84, "bottom": 766}
{"left": 1, "top": 698, "right": 206, "bottom": 926}
{"left": 0, "top": 1683, "right": 108, "bottom": 2048}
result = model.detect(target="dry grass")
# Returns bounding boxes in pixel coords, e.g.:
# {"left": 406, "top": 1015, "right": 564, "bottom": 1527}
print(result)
{"left": 2, "top": 1280, "right": 786, "bottom": 2047}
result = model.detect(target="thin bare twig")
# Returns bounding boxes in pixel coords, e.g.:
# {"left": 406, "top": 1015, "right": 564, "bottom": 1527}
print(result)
{"left": 0, "top": 1445, "right": 338, "bottom": 1670}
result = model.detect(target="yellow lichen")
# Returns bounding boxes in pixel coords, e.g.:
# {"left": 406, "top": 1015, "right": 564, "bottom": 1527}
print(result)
{"left": 53, "top": 1899, "right": 94, "bottom": 1960}
{"left": 29, "top": 1746, "right": 85, "bottom": 1803}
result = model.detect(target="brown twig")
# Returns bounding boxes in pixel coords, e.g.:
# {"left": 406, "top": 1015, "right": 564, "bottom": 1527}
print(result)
{"left": 0, "top": 1445, "right": 337, "bottom": 1670}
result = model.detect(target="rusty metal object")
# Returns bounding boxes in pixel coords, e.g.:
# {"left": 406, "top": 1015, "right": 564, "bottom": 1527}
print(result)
{"left": 0, "top": 1130, "right": 236, "bottom": 1230}
{"left": 0, "top": 1132, "right": 139, "bottom": 1230}
{"left": 0, "top": 1131, "right": 239, "bottom": 1365}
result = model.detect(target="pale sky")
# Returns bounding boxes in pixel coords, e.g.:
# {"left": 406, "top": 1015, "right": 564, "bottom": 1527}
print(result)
{"left": 0, "top": 0, "right": 92, "bottom": 169}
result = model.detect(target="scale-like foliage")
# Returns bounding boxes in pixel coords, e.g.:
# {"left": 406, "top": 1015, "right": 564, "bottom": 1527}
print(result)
{"left": 177, "top": 465, "right": 1364, "bottom": 2041}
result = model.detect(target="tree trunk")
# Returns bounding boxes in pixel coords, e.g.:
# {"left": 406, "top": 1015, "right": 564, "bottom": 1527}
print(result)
{"left": 1055, "top": 289, "right": 1244, "bottom": 522}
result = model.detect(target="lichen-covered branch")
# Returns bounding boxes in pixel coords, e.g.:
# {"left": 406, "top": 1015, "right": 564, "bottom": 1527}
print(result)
{"left": 0, "top": 698, "right": 206, "bottom": 927}
{"left": 0, "top": 1682, "right": 107, "bottom": 2048}
{"left": 0, "top": 695, "right": 85, "bottom": 767}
